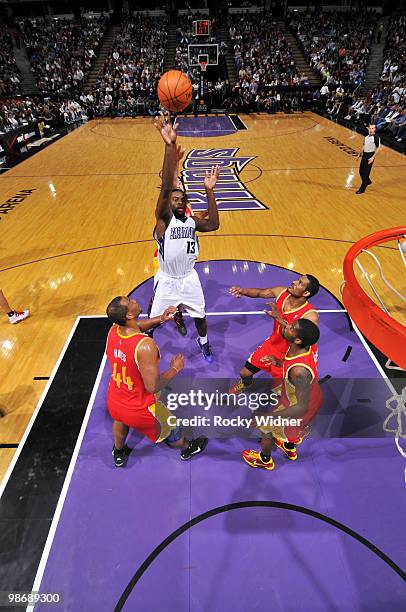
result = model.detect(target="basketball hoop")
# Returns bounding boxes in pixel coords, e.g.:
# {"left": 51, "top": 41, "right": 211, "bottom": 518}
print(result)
{"left": 342, "top": 226, "right": 406, "bottom": 370}
{"left": 198, "top": 54, "right": 208, "bottom": 72}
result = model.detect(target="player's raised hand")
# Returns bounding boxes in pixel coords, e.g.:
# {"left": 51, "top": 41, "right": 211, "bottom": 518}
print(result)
{"left": 175, "top": 144, "right": 186, "bottom": 162}
{"left": 161, "top": 306, "right": 177, "bottom": 322}
{"left": 229, "top": 286, "right": 244, "bottom": 297}
{"left": 264, "top": 301, "right": 281, "bottom": 320}
{"left": 170, "top": 353, "right": 185, "bottom": 373}
{"left": 204, "top": 165, "right": 220, "bottom": 191}
{"left": 154, "top": 111, "right": 177, "bottom": 145}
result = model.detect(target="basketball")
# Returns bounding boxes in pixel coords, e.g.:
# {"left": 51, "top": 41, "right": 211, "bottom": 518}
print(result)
{"left": 157, "top": 70, "right": 193, "bottom": 113}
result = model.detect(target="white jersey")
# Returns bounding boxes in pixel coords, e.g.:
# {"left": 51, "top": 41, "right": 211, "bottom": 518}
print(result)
{"left": 155, "top": 215, "right": 199, "bottom": 277}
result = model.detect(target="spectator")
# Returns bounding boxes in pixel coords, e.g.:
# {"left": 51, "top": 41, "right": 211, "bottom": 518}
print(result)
{"left": 290, "top": 9, "right": 377, "bottom": 88}
{"left": 88, "top": 15, "right": 167, "bottom": 118}
{"left": 22, "top": 15, "right": 109, "bottom": 100}
{"left": 0, "top": 25, "right": 22, "bottom": 96}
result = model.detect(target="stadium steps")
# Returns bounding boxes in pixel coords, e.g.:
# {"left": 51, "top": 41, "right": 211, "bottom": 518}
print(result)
{"left": 218, "top": 28, "right": 238, "bottom": 87}
{"left": 163, "top": 24, "right": 177, "bottom": 72}
{"left": 84, "top": 24, "right": 121, "bottom": 93}
{"left": 11, "top": 39, "right": 39, "bottom": 96}
{"left": 361, "top": 16, "right": 389, "bottom": 96}
{"left": 276, "top": 19, "right": 321, "bottom": 87}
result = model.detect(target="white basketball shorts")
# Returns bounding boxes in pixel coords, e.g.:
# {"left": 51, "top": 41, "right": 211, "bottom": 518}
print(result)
{"left": 149, "top": 268, "right": 206, "bottom": 319}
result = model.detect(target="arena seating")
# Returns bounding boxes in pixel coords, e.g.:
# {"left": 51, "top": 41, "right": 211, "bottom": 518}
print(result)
{"left": 22, "top": 15, "right": 109, "bottom": 99}
{"left": 0, "top": 9, "right": 404, "bottom": 150}
{"left": 86, "top": 14, "right": 167, "bottom": 118}
{"left": 0, "top": 25, "right": 22, "bottom": 96}
{"left": 323, "top": 12, "right": 405, "bottom": 147}
{"left": 229, "top": 11, "right": 303, "bottom": 103}
{"left": 289, "top": 9, "right": 377, "bottom": 88}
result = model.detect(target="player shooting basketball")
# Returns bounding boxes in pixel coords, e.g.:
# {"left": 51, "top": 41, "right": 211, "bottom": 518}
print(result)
{"left": 149, "top": 137, "right": 208, "bottom": 336}
{"left": 149, "top": 112, "right": 220, "bottom": 363}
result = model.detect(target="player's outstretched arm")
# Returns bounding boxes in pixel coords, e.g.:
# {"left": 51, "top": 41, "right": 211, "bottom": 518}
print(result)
{"left": 138, "top": 306, "right": 176, "bottom": 332}
{"left": 193, "top": 165, "right": 220, "bottom": 232}
{"left": 154, "top": 112, "right": 178, "bottom": 239}
{"left": 229, "top": 286, "right": 285, "bottom": 299}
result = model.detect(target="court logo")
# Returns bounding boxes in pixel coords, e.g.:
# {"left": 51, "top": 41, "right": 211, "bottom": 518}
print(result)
{"left": 0, "top": 189, "right": 36, "bottom": 219}
{"left": 323, "top": 137, "right": 359, "bottom": 157}
{"left": 182, "top": 148, "right": 267, "bottom": 211}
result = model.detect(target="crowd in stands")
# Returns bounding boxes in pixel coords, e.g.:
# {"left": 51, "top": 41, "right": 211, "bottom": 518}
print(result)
{"left": 224, "top": 87, "right": 313, "bottom": 113}
{"left": 289, "top": 9, "right": 377, "bottom": 88}
{"left": 322, "top": 12, "right": 405, "bottom": 146}
{"left": 86, "top": 14, "right": 167, "bottom": 118}
{"left": 0, "top": 97, "right": 84, "bottom": 134}
{"left": 0, "top": 9, "right": 404, "bottom": 149}
{"left": 229, "top": 12, "right": 308, "bottom": 103}
{"left": 0, "top": 26, "right": 22, "bottom": 97}
{"left": 21, "top": 15, "right": 109, "bottom": 99}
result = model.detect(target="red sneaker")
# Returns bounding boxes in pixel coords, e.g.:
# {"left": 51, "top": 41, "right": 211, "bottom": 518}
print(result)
{"left": 296, "top": 426, "right": 310, "bottom": 445}
{"left": 242, "top": 449, "right": 275, "bottom": 470}
{"left": 274, "top": 438, "right": 298, "bottom": 460}
{"left": 229, "top": 378, "right": 252, "bottom": 395}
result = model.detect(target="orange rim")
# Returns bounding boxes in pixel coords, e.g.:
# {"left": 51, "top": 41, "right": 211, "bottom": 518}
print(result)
{"left": 342, "top": 226, "right": 406, "bottom": 370}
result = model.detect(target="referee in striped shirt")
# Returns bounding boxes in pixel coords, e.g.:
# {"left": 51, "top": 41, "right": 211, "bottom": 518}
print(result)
{"left": 356, "top": 124, "right": 380, "bottom": 194}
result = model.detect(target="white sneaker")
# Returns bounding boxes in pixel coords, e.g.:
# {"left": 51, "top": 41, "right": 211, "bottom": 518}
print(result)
{"left": 9, "top": 310, "right": 30, "bottom": 324}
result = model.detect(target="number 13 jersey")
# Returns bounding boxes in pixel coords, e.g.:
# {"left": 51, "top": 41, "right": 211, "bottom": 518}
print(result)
{"left": 155, "top": 215, "right": 199, "bottom": 277}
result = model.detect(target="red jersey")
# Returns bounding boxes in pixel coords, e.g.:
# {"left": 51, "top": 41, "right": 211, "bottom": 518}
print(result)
{"left": 106, "top": 326, "right": 155, "bottom": 412}
{"left": 270, "top": 289, "right": 317, "bottom": 354}
{"left": 279, "top": 344, "right": 322, "bottom": 422}
{"left": 249, "top": 289, "right": 317, "bottom": 377}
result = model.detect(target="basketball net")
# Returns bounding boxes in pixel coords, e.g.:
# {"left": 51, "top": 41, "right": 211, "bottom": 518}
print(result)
{"left": 198, "top": 56, "right": 207, "bottom": 73}
{"left": 384, "top": 385, "right": 406, "bottom": 459}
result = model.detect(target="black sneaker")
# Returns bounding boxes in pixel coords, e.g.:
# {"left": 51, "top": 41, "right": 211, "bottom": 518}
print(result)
{"left": 112, "top": 444, "right": 132, "bottom": 468}
{"left": 197, "top": 338, "right": 213, "bottom": 363}
{"left": 180, "top": 437, "right": 208, "bottom": 460}
{"left": 174, "top": 311, "right": 187, "bottom": 336}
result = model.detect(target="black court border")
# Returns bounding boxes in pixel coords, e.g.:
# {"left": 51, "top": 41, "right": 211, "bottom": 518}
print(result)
{"left": 0, "top": 316, "right": 111, "bottom": 601}
{"left": 114, "top": 500, "right": 406, "bottom": 611}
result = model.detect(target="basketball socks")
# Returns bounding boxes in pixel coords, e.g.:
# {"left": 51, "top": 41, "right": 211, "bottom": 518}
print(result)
{"left": 199, "top": 335, "right": 208, "bottom": 345}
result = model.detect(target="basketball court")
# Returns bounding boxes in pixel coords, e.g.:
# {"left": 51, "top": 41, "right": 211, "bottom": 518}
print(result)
{"left": 1, "top": 113, "right": 405, "bottom": 609}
